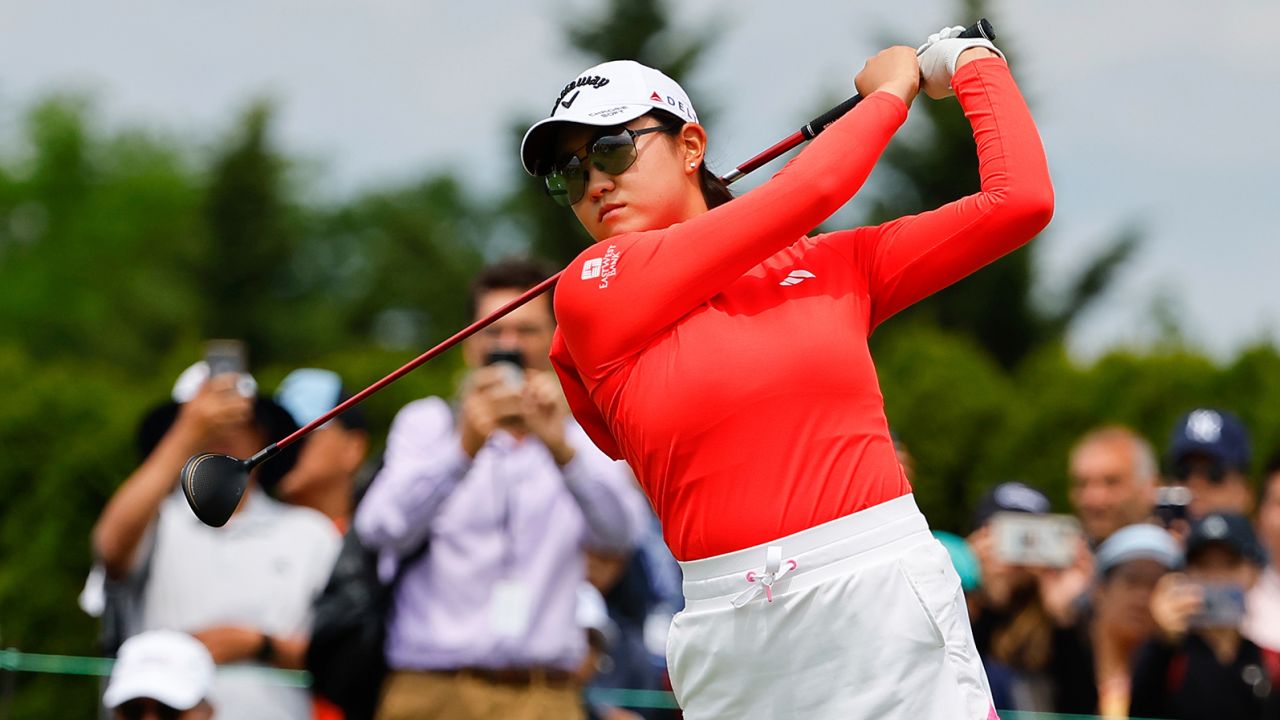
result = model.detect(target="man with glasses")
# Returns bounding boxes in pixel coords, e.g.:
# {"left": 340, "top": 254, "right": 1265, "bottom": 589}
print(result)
{"left": 1165, "top": 408, "right": 1255, "bottom": 519}
{"left": 354, "top": 259, "right": 646, "bottom": 720}
{"left": 104, "top": 630, "right": 216, "bottom": 719}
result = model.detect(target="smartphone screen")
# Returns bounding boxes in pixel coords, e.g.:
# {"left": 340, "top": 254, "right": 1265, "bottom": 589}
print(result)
{"left": 991, "top": 513, "right": 1081, "bottom": 568}
{"left": 1191, "top": 582, "right": 1246, "bottom": 628}
{"left": 204, "top": 339, "right": 247, "bottom": 377}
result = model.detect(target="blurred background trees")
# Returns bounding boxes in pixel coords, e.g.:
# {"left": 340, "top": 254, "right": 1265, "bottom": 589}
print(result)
{"left": 1, "top": 0, "right": 1276, "bottom": 714}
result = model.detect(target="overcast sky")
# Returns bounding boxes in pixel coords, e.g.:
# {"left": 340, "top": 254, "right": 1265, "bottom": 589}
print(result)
{"left": 3, "top": 0, "right": 1276, "bottom": 360}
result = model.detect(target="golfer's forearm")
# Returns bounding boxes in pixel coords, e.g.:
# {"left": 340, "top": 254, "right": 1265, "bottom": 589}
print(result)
{"left": 93, "top": 430, "right": 196, "bottom": 577}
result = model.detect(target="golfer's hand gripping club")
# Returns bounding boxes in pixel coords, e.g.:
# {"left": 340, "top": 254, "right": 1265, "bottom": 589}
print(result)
{"left": 720, "top": 18, "right": 994, "bottom": 184}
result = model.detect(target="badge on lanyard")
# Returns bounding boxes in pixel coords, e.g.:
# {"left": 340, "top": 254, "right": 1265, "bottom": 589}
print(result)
{"left": 489, "top": 579, "right": 533, "bottom": 639}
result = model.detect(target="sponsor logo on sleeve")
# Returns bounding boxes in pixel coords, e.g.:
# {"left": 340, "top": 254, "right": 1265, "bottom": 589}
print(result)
{"left": 779, "top": 269, "right": 815, "bottom": 287}
{"left": 598, "top": 245, "right": 620, "bottom": 289}
{"left": 581, "top": 258, "right": 603, "bottom": 280}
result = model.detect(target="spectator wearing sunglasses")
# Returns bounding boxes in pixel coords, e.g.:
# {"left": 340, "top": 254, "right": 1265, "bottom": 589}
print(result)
{"left": 1166, "top": 408, "right": 1255, "bottom": 519}
{"left": 104, "top": 630, "right": 216, "bottom": 719}
{"left": 518, "top": 31, "right": 1050, "bottom": 720}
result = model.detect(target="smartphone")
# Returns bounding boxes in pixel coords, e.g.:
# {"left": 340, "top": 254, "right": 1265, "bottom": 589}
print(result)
{"left": 204, "top": 339, "right": 247, "bottom": 378}
{"left": 1154, "top": 485, "right": 1193, "bottom": 527}
{"left": 484, "top": 348, "right": 525, "bottom": 393}
{"left": 991, "top": 512, "right": 1081, "bottom": 568}
{"left": 1191, "top": 582, "right": 1246, "bottom": 628}
{"left": 484, "top": 349, "right": 525, "bottom": 369}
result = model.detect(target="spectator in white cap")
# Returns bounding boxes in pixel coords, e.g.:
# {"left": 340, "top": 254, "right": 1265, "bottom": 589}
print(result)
{"left": 104, "top": 630, "right": 216, "bottom": 719}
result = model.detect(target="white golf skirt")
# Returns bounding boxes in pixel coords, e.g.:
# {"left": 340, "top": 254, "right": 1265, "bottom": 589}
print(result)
{"left": 667, "top": 494, "right": 997, "bottom": 720}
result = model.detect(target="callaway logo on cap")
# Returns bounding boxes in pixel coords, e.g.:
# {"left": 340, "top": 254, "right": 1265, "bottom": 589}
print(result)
{"left": 521, "top": 60, "right": 698, "bottom": 176}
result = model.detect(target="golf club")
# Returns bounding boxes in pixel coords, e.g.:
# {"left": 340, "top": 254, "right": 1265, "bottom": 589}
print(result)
{"left": 182, "top": 18, "right": 994, "bottom": 527}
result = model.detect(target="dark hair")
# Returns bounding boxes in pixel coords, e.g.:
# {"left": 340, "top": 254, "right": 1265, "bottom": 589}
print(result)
{"left": 466, "top": 257, "right": 556, "bottom": 321}
{"left": 648, "top": 110, "right": 735, "bottom": 209}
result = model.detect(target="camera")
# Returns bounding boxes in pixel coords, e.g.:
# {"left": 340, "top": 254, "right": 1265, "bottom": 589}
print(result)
{"left": 1154, "top": 485, "right": 1193, "bottom": 527}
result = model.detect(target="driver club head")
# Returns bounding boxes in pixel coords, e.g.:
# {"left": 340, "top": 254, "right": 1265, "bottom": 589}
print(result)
{"left": 181, "top": 453, "right": 251, "bottom": 527}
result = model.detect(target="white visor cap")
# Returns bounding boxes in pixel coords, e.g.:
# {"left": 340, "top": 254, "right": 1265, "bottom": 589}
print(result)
{"left": 520, "top": 60, "right": 698, "bottom": 176}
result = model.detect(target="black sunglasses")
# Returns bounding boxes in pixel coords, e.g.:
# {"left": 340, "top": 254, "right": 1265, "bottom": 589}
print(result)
{"left": 1171, "top": 456, "right": 1228, "bottom": 484}
{"left": 541, "top": 121, "right": 680, "bottom": 207}
{"left": 117, "top": 699, "right": 183, "bottom": 720}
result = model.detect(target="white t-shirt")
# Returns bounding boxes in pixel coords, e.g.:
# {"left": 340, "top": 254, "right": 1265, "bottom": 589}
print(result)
{"left": 119, "top": 489, "right": 339, "bottom": 719}
{"left": 1244, "top": 565, "right": 1280, "bottom": 652}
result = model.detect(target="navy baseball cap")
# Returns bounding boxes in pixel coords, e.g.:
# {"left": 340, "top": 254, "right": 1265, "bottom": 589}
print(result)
{"left": 972, "top": 481, "right": 1051, "bottom": 530}
{"left": 1167, "top": 408, "right": 1251, "bottom": 472}
{"left": 1185, "top": 512, "right": 1268, "bottom": 567}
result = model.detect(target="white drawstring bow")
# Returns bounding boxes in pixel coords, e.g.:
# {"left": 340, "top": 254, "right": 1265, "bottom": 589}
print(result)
{"left": 731, "top": 545, "right": 797, "bottom": 608}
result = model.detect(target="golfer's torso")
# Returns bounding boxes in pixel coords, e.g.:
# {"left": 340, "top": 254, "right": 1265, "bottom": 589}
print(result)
{"left": 601, "top": 235, "right": 911, "bottom": 560}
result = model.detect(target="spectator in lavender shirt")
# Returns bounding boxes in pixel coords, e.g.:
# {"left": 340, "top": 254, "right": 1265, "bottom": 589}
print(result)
{"left": 354, "top": 259, "right": 645, "bottom": 720}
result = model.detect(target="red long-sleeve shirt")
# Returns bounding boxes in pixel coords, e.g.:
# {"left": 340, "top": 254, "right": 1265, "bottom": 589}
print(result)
{"left": 551, "top": 59, "right": 1053, "bottom": 561}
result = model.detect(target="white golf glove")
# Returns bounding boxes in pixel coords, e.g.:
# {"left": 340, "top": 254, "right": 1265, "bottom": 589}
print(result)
{"left": 916, "top": 25, "right": 1003, "bottom": 100}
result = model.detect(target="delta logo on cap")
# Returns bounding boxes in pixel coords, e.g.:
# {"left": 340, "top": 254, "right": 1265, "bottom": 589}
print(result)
{"left": 521, "top": 60, "right": 698, "bottom": 176}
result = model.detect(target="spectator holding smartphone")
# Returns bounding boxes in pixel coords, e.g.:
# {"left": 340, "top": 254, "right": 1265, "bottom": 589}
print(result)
{"left": 1244, "top": 455, "right": 1280, "bottom": 652}
{"left": 353, "top": 259, "right": 644, "bottom": 720}
{"left": 1130, "top": 512, "right": 1279, "bottom": 720}
{"left": 966, "top": 482, "right": 1094, "bottom": 712}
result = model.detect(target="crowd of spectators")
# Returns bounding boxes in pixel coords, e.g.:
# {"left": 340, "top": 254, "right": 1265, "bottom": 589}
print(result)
{"left": 83, "top": 258, "right": 1280, "bottom": 720}
{"left": 957, "top": 410, "right": 1280, "bottom": 719}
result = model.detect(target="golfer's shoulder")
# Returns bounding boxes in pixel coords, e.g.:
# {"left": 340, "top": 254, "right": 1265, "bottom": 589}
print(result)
{"left": 554, "top": 234, "right": 646, "bottom": 315}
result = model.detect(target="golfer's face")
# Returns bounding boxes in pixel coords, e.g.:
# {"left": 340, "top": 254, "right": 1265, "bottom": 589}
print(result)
{"left": 557, "top": 118, "right": 689, "bottom": 241}
{"left": 464, "top": 290, "right": 555, "bottom": 372}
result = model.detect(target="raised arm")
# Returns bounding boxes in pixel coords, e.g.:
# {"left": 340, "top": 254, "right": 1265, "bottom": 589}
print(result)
{"left": 557, "top": 48, "right": 919, "bottom": 368}
{"left": 832, "top": 54, "right": 1054, "bottom": 329}
{"left": 93, "top": 375, "right": 252, "bottom": 579}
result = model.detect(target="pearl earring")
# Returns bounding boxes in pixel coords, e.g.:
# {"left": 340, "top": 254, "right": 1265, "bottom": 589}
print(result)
{"left": 689, "top": 162, "right": 697, "bottom": 168}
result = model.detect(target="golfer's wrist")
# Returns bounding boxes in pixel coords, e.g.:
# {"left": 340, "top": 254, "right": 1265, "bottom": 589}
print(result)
{"left": 955, "top": 47, "right": 999, "bottom": 70}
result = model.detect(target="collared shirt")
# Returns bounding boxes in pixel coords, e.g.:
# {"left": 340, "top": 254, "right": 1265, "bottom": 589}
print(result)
{"left": 109, "top": 489, "right": 340, "bottom": 720}
{"left": 1245, "top": 565, "right": 1280, "bottom": 651}
{"left": 354, "top": 396, "right": 644, "bottom": 672}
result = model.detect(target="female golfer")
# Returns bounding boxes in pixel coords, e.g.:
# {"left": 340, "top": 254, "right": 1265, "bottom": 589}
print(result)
{"left": 519, "top": 27, "right": 1051, "bottom": 720}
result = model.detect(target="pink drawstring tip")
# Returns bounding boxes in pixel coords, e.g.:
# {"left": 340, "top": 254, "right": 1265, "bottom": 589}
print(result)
{"left": 765, "top": 585, "right": 774, "bottom": 602}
